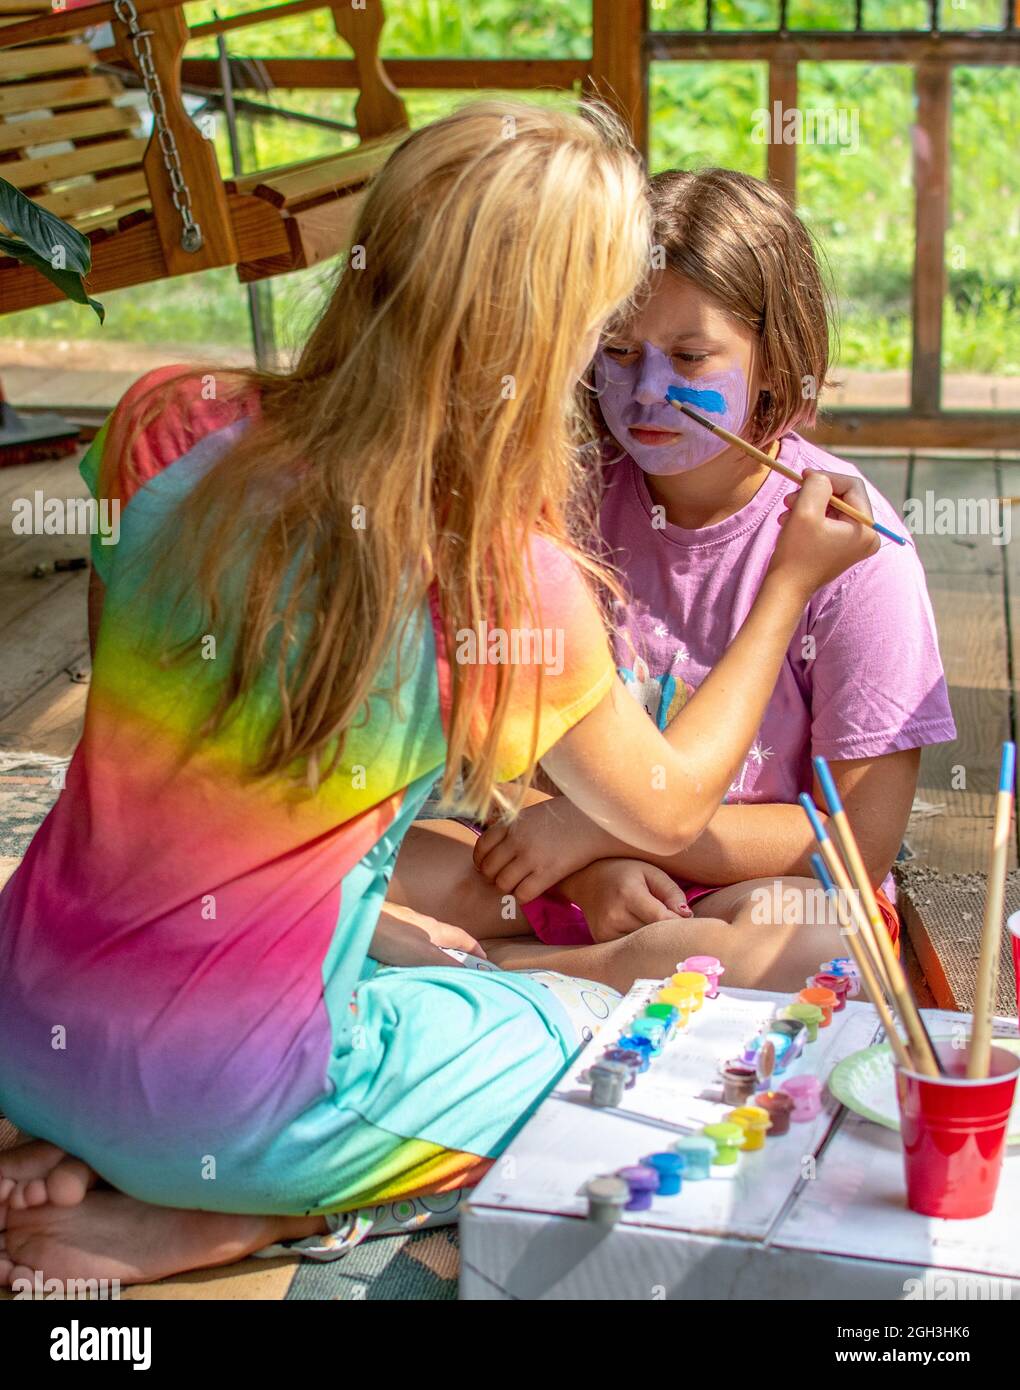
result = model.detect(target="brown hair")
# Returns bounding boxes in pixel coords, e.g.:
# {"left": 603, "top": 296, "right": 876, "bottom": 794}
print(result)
{"left": 645, "top": 167, "right": 832, "bottom": 444}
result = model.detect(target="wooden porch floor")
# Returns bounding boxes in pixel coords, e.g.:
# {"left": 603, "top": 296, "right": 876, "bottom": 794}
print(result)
{"left": 1, "top": 447, "right": 1018, "bottom": 986}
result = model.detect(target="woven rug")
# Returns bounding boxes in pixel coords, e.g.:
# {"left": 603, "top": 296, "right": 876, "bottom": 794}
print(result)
{"left": 0, "top": 751, "right": 67, "bottom": 859}
{"left": 894, "top": 863, "right": 1019, "bottom": 1016}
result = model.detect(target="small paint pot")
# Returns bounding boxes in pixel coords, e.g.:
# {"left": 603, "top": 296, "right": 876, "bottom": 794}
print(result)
{"left": 719, "top": 1059, "right": 759, "bottom": 1107}
{"left": 585, "top": 1175, "right": 630, "bottom": 1225}
{"left": 601, "top": 1047, "right": 641, "bottom": 1085}
{"left": 702, "top": 1121, "right": 744, "bottom": 1166}
{"left": 754, "top": 1089, "right": 795, "bottom": 1137}
{"left": 642, "top": 1002, "right": 680, "bottom": 1039}
{"left": 670, "top": 971, "right": 709, "bottom": 1011}
{"left": 656, "top": 986, "right": 694, "bottom": 1028}
{"left": 820, "top": 958, "right": 862, "bottom": 997}
{"left": 726, "top": 1105, "right": 772, "bottom": 1151}
{"left": 782, "top": 1001, "right": 824, "bottom": 1043}
{"left": 617, "top": 1035, "right": 654, "bottom": 1071}
{"left": 589, "top": 1061, "right": 631, "bottom": 1109}
{"left": 743, "top": 1018, "right": 808, "bottom": 1071}
{"left": 618, "top": 1164, "right": 659, "bottom": 1211}
{"left": 643, "top": 1151, "right": 685, "bottom": 1196}
{"left": 769, "top": 1018, "right": 809, "bottom": 1070}
{"left": 779, "top": 1074, "right": 824, "bottom": 1122}
{"left": 672, "top": 1134, "right": 715, "bottom": 1181}
{"left": 629, "top": 1014, "right": 668, "bottom": 1052}
{"left": 799, "top": 985, "right": 838, "bottom": 1027}
{"left": 808, "top": 972, "right": 852, "bottom": 1012}
{"left": 679, "top": 954, "right": 725, "bottom": 999}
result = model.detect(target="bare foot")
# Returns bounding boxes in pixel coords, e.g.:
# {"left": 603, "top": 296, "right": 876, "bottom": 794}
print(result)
{"left": 0, "top": 1140, "right": 98, "bottom": 1214}
{"left": 0, "top": 1188, "right": 326, "bottom": 1288}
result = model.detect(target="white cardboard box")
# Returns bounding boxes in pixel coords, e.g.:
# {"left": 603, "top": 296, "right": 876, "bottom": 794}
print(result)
{"left": 460, "top": 985, "right": 1020, "bottom": 1300}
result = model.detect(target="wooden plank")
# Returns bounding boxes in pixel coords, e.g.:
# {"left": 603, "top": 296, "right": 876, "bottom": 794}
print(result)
{"left": 112, "top": 4, "right": 237, "bottom": 275}
{"left": 0, "top": 188, "right": 287, "bottom": 309}
{"left": 331, "top": 0, "right": 407, "bottom": 142}
{"left": 910, "top": 62, "right": 951, "bottom": 416}
{"left": 0, "top": 40, "right": 95, "bottom": 77}
{"left": 0, "top": 570, "right": 89, "bottom": 722}
{"left": 0, "top": 455, "right": 76, "bottom": 513}
{"left": 766, "top": 58, "right": 797, "bottom": 201}
{"left": 1, "top": 134, "right": 147, "bottom": 189}
{"left": 0, "top": 73, "right": 122, "bottom": 116}
{"left": 0, "top": 0, "right": 184, "bottom": 47}
{"left": 0, "top": 0, "right": 51, "bottom": 11}
{"left": 588, "top": 0, "right": 647, "bottom": 158}
{"left": 0, "top": 661, "right": 88, "bottom": 759}
{"left": 809, "top": 411, "right": 1020, "bottom": 451}
{"left": 0, "top": 103, "right": 136, "bottom": 153}
{"left": 0, "top": 456, "right": 92, "bottom": 631}
{"left": 189, "top": 0, "right": 332, "bottom": 40}
{"left": 648, "top": 33, "right": 1020, "bottom": 64}
{"left": 1, "top": 534, "right": 91, "bottom": 625}
{"left": 906, "top": 460, "right": 1011, "bottom": 875}
{"left": 34, "top": 167, "right": 148, "bottom": 220}
{"left": 852, "top": 454, "right": 909, "bottom": 509}
{"left": 239, "top": 134, "right": 403, "bottom": 209}
{"left": 179, "top": 56, "right": 588, "bottom": 93}
{"left": 238, "top": 189, "right": 362, "bottom": 282}
{"left": 75, "top": 195, "right": 148, "bottom": 233}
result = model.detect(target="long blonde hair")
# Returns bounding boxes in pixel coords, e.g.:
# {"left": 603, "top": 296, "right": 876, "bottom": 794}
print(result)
{"left": 154, "top": 101, "right": 649, "bottom": 817}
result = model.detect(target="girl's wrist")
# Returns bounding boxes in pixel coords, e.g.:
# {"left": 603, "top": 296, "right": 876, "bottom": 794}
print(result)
{"left": 759, "top": 564, "right": 814, "bottom": 612}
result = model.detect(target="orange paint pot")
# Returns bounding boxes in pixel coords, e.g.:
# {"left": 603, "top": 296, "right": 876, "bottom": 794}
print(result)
{"left": 798, "top": 985, "right": 837, "bottom": 1027}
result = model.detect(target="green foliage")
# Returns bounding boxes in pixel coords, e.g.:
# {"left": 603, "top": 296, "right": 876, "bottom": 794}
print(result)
{"left": 5, "top": 1, "right": 1017, "bottom": 383}
{"left": 0, "top": 175, "right": 104, "bottom": 322}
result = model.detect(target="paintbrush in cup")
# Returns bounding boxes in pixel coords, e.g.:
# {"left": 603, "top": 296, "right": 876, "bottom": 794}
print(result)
{"left": 664, "top": 392, "right": 907, "bottom": 546}
{"left": 969, "top": 741, "right": 1016, "bottom": 1078}
{"left": 812, "top": 757, "right": 942, "bottom": 1076}
{"left": 806, "top": 826, "right": 916, "bottom": 1073}
{"left": 800, "top": 795, "right": 922, "bottom": 1073}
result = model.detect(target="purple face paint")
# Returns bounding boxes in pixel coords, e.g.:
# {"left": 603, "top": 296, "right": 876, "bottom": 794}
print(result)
{"left": 594, "top": 343, "right": 749, "bottom": 476}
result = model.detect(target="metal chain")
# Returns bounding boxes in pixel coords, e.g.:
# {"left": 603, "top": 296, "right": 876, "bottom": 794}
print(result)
{"left": 113, "top": 0, "right": 203, "bottom": 253}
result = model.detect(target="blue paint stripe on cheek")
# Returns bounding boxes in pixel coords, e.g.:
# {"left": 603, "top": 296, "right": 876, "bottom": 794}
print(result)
{"left": 666, "top": 385, "right": 727, "bottom": 414}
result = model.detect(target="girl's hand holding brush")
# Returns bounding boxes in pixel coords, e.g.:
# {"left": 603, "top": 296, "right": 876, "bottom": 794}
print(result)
{"left": 768, "top": 469, "right": 880, "bottom": 596}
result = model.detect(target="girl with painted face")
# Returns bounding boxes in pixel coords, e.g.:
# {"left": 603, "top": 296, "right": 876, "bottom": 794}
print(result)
{"left": 459, "top": 168, "right": 956, "bottom": 989}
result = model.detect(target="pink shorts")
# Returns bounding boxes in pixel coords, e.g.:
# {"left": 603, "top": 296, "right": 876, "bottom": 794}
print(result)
{"left": 519, "top": 894, "right": 593, "bottom": 946}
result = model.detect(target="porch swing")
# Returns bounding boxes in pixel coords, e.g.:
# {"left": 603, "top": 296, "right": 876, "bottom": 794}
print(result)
{"left": 0, "top": 0, "right": 408, "bottom": 314}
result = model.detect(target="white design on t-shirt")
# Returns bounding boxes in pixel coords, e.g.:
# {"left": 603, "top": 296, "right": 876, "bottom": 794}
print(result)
{"left": 728, "top": 740, "right": 774, "bottom": 800}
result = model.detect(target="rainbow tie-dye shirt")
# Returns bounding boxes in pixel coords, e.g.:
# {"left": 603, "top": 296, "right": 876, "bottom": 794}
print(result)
{"left": 0, "top": 369, "right": 616, "bottom": 1215}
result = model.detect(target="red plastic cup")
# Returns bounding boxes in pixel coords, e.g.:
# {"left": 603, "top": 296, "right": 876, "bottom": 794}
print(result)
{"left": 1009, "top": 912, "right": 1020, "bottom": 1022}
{"left": 896, "top": 1042, "right": 1020, "bottom": 1219}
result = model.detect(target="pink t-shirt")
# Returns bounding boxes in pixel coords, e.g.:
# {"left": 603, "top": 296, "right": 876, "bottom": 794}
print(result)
{"left": 599, "top": 433, "right": 956, "bottom": 889}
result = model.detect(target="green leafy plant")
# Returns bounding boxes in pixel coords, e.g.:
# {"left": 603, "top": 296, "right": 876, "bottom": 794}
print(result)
{"left": 0, "top": 174, "right": 104, "bottom": 323}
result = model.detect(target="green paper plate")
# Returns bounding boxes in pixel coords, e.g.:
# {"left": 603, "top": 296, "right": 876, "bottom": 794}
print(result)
{"left": 828, "top": 1037, "right": 1020, "bottom": 1147}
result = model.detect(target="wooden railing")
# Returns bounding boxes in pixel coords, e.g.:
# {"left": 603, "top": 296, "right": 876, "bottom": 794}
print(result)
{"left": 4, "top": 0, "right": 1016, "bottom": 448}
